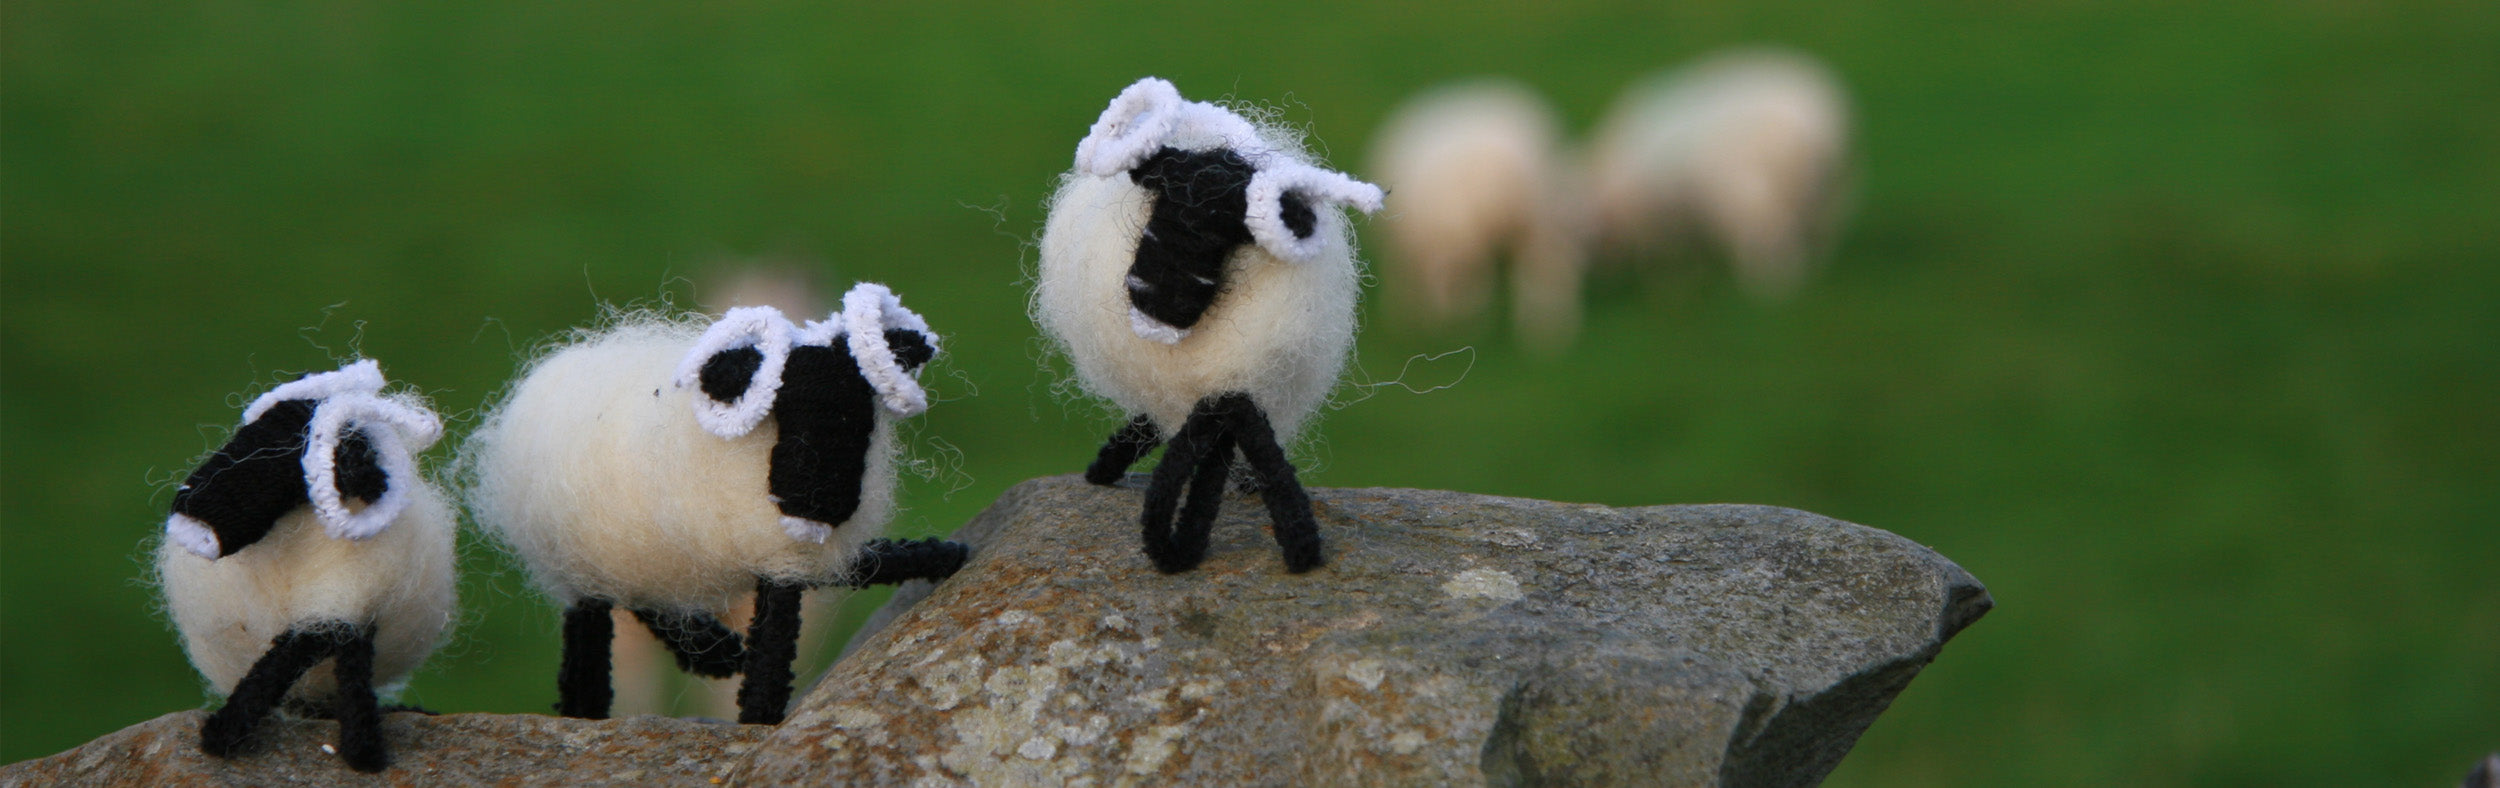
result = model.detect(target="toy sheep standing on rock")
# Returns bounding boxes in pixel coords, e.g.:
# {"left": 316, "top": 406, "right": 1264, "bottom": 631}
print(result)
{"left": 461, "top": 283, "right": 967, "bottom": 725}
{"left": 157, "top": 359, "right": 454, "bottom": 773}
{"left": 1034, "top": 77, "right": 1384, "bottom": 574}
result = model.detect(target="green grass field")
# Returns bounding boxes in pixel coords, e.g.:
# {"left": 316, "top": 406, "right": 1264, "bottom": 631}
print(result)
{"left": 6, "top": 1, "right": 2495, "bottom": 784}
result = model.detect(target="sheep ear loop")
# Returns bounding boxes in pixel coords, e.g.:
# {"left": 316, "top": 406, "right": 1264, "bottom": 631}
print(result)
{"left": 1245, "top": 163, "right": 1386, "bottom": 262}
{"left": 302, "top": 393, "right": 438, "bottom": 541}
{"left": 243, "top": 359, "right": 387, "bottom": 425}
{"left": 840, "top": 282, "right": 937, "bottom": 418}
{"left": 676, "top": 306, "right": 794, "bottom": 438}
{"left": 1075, "top": 77, "right": 1183, "bottom": 176}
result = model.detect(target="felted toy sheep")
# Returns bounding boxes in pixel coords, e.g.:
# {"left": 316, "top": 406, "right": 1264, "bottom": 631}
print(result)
{"left": 1033, "top": 77, "right": 1384, "bottom": 575}
{"left": 157, "top": 359, "right": 454, "bottom": 773}
{"left": 461, "top": 283, "right": 966, "bottom": 725}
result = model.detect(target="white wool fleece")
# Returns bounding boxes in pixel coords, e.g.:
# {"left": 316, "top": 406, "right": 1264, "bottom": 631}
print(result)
{"left": 158, "top": 480, "right": 458, "bottom": 701}
{"left": 461, "top": 318, "right": 899, "bottom": 613}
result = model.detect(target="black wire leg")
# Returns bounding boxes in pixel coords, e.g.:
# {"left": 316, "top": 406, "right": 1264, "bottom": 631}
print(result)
{"left": 843, "top": 537, "right": 971, "bottom": 587}
{"left": 1086, "top": 415, "right": 1162, "bottom": 485}
{"left": 329, "top": 624, "right": 386, "bottom": 772}
{"left": 1141, "top": 403, "right": 1225, "bottom": 573}
{"left": 199, "top": 624, "right": 344, "bottom": 759}
{"left": 1225, "top": 393, "right": 1325, "bottom": 573}
{"left": 1165, "top": 429, "right": 1236, "bottom": 574}
{"left": 556, "top": 598, "right": 615, "bottom": 719}
{"left": 736, "top": 578, "right": 806, "bottom": 725}
{"left": 631, "top": 608, "right": 746, "bottom": 679}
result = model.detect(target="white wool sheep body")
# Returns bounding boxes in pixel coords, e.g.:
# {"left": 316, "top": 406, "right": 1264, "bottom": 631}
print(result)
{"left": 1369, "top": 79, "right": 1588, "bottom": 345}
{"left": 461, "top": 285, "right": 962, "bottom": 725}
{"left": 1588, "top": 48, "right": 1851, "bottom": 298}
{"left": 1033, "top": 77, "right": 1382, "bottom": 574}
{"left": 465, "top": 319, "right": 893, "bottom": 611}
{"left": 156, "top": 359, "right": 452, "bottom": 772}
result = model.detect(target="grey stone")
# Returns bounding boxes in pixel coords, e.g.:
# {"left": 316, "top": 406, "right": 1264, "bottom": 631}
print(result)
{"left": 0, "top": 710, "right": 767, "bottom": 787}
{"left": 738, "top": 475, "right": 1989, "bottom": 787}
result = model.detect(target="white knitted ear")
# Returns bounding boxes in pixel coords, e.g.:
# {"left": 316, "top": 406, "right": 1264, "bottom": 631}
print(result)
{"left": 1075, "top": 77, "right": 1184, "bottom": 176}
{"left": 1245, "top": 163, "right": 1386, "bottom": 262}
{"left": 302, "top": 392, "right": 442, "bottom": 541}
{"left": 837, "top": 282, "right": 939, "bottom": 417}
{"left": 243, "top": 359, "right": 386, "bottom": 424}
{"left": 673, "top": 306, "right": 795, "bottom": 438}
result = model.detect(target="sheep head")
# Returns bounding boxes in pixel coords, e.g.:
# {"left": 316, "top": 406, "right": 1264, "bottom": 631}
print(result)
{"left": 1073, "top": 77, "right": 1384, "bottom": 344}
{"left": 165, "top": 360, "right": 443, "bottom": 558}
{"left": 672, "top": 283, "right": 939, "bottom": 543}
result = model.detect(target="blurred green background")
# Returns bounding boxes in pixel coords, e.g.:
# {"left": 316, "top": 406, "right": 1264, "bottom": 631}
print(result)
{"left": 6, "top": 0, "right": 2495, "bottom": 784}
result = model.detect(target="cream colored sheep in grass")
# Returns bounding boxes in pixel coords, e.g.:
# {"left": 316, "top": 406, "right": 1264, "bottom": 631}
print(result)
{"left": 1369, "top": 78, "right": 1590, "bottom": 348}
{"left": 1588, "top": 48, "right": 1852, "bottom": 299}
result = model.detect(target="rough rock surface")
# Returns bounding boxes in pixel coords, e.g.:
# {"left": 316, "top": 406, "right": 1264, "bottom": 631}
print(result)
{"left": 737, "top": 475, "right": 1990, "bottom": 787}
{"left": 0, "top": 710, "right": 766, "bottom": 787}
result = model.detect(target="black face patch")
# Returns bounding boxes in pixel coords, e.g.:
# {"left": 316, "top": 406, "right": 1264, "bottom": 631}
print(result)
{"left": 1125, "top": 146, "right": 1262, "bottom": 332}
{"left": 764, "top": 345, "right": 878, "bottom": 528}
{"left": 757, "top": 334, "right": 933, "bottom": 529}
{"left": 170, "top": 399, "right": 389, "bottom": 557}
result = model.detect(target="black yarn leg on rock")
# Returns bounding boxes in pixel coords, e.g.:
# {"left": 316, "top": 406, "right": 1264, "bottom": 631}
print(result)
{"left": 631, "top": 609, "right": 745, "bottom": 679}
{"left": 329, "top": 625, "right": 386, "bottom": 772}
{"left": 1169, "top": 430, "right": 1236, "bottom": 571}
{"left": 1141, "top": 400, "right": 1227, "bottom": 573}
{"left": 556, "top": 598, "right": 615, "bottom": 719}
{"left": 199, "top": 624, "right": 341, "bottom": 758}
{"left": 1224, "top": 393, "right": 1325, "bottom": 573}
{"left": 844, "top": 537, "right": 971, "bottom": 587}
{"left": 1086, "top": 415, "right": 1162, "bottom": 485}
{"left": 737, "top": 579, "right": 806, "bottom": 725}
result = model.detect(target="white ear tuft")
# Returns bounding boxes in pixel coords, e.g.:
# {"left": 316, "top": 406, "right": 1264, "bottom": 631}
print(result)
{"left": 1075, "top": 77, "right": 1185, "bottom": 176}
{"left": 243, "top": 359, "right": 386, "bottom": 425}
{"left": 837, "top": 282, "right": 939, "bottom": 417}
{"left": 302, "top": 392, "right": 442, "bottom": 541}
{"left": 1244, "top": 163, "right": 1386, "bottom": 262}
{"left": 674, "top": 306, "right": 795, "bottom": 438}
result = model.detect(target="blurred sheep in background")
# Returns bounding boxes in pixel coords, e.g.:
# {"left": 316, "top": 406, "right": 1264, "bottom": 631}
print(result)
{"left": 1369, "top": 79, "right": 1590, "bottom": 350}
{"left": 1586, "top": 47, "right": 1852, "bottom": 300}
{"left": 1369, "top": 49, "right": 1852, "bottom": 351}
